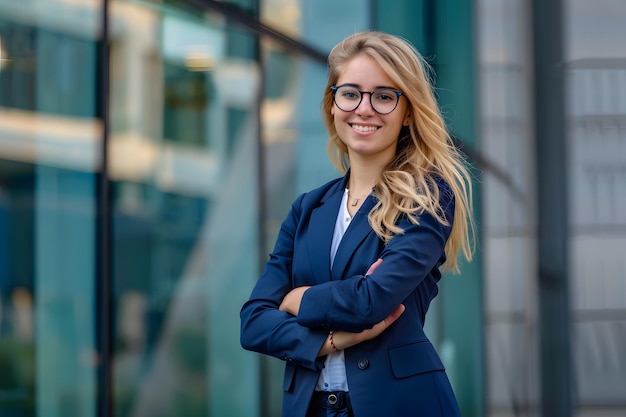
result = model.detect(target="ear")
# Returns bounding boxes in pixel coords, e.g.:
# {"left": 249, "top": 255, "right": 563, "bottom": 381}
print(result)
{"left": 403, "top": 114, "right": 410, "bottom": 126}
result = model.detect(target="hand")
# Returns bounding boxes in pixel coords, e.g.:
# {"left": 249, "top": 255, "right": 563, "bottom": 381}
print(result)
{"left": 366, "top": 258, "right": 383, "bottom": 275}
{"left": 318, "top": 304, "right": 405, "bottom": 356}
{"left": 279, "top": 286, "right": 310, "bottom": 316}
{"left": 350, "top": 303, "right": 405, "bottom": 345}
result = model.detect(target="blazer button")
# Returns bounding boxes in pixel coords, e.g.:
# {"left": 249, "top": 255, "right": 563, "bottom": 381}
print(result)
{"left": 357, "top": 358, "right": 369, "bottom": 370}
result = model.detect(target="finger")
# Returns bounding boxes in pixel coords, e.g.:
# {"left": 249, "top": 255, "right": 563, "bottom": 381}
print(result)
{"left": 366, "top": 258, "right": 383, "bottom": 275}
{"left": 383, "top": 304, "right": 405, "bottom": 327}
{"left": 391, "top": 304, "right": 405, "bottom": 319}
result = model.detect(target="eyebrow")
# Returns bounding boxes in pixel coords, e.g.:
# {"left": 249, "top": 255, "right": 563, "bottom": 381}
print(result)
{"left": 339, "top": 83, "right": 399, "bottom": 91}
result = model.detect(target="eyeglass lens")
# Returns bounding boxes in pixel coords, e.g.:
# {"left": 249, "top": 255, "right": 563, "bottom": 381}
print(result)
{"left": 333, "top": 85, "right": 400, "bottom": 114}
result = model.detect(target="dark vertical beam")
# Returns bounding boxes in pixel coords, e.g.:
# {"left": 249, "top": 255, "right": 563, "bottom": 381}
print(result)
{"left": 531, "top": 0, "right": 572, "bottom": 416}
{"left": 96, "top": 0, "right": 112, "bottom": 416}
{"left": 250, "top": 0, "right": 272, "bottom": 414}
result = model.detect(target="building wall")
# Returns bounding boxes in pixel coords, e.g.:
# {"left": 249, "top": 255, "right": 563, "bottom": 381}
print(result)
{"left": 479, "top": 0, "right": 626, "bottom": 416}
{"left": 1, "top": 0, "right": 624, "bottom": 416}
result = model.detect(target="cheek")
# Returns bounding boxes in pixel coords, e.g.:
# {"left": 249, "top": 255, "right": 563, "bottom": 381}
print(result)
{"left": 390, "top": 114, "right": 407, "bottom": 130}
{"left": 387, "top": 117, "right": 406, "bottom": 141}
{"left": 334, "top": 116, "right": 349, "bottom": 142}
{"left": 333, "top": 114, "right": 342, "bottom": 131}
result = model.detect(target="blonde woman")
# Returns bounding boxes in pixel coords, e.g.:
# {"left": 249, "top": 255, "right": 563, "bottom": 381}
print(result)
{"left": 241, "top": 30, "right": 474, "bottom": 417}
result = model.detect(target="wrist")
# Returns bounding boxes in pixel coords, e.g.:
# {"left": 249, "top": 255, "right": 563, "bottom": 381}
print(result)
{"left": 329, "top": 331, "right": 339, "bottom": 351}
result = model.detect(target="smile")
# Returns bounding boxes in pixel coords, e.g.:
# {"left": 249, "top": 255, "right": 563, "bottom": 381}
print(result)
{"left": 350, "top": 124, "right": 379, "bottom": 132}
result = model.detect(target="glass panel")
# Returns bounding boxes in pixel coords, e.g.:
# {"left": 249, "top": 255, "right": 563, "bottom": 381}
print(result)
{"left": 566, "top": 1, "right": 626, "bottom": 416}
{"left": 476, "top": 0, "right": 539, "bottom": 416}
{"left": 259, "top": 39, "right": 330, "bottom": 417}
{"left": 0, "top": 1, "right": 101, "bottom": 416}
{"left": 261, "top": 0, "right": 370, "bottom": 52}
{"left": 259, "top": 0, "right": 371, "bottom": 199}
{"left": 480, "top": 0, "right": 626, "bottom": 416}
{"left": 109, "top": 1, "right": 259, "bottom": 416}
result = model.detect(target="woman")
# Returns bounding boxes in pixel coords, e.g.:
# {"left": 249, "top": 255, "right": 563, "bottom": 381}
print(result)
{"left": 240, "top": 31, "right": 474, "bottom": 417}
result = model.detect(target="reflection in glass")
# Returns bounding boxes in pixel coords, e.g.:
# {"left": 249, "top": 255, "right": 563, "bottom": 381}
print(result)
{"left": 109, "top": 1, "right": 259, "bottom": 416}
{"left": 0, "top": 1, "right": 101, "bottom": 416}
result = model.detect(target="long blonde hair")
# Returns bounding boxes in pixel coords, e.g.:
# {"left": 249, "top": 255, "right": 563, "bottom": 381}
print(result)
{"left": 323, "top": 31, "right": 474, "bottom": 272}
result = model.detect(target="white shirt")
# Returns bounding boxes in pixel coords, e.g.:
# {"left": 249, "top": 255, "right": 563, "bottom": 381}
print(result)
{"left": 315, "top": 188, "right": 353, "bottom": 392}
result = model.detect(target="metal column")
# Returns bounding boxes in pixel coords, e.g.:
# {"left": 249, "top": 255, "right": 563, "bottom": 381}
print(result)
{"left": 531, "top": 0, "right": 573, "bottom": 415}
{"left": 96, "top": 1, "right": 112, "bottom": 417}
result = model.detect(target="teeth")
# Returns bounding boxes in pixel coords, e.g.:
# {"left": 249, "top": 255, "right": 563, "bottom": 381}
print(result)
{"left": 352, "top": 124, "right": 378, "bottom": 132}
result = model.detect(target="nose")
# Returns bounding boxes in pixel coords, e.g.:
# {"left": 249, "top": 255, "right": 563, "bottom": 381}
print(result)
{"left": 354, "top": 92, "right": 375, "bottom": 115}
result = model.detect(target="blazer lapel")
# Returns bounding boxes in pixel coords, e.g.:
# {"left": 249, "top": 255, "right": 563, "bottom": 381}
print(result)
{"left": 330, "top": 195, "right": 378, "bottom": 281}
{"left": 306, "top": 179, "right": 346, "bottom": 284}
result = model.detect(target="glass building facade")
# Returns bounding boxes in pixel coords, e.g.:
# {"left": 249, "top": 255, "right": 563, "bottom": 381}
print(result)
{"left": 479, "top": 1, "right": 626, "bottom": 416}
{"left": 0, "top": 1, "right": 623, "bottom": 417}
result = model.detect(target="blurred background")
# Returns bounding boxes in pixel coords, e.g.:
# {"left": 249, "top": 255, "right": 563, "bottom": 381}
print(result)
{"left": 0, "top": 0, "right": 624, "bottom": 416}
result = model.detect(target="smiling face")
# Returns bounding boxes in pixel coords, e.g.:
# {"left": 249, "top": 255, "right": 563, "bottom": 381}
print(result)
{"left": 331, "top": 54, "right": 409, "bottom": 165}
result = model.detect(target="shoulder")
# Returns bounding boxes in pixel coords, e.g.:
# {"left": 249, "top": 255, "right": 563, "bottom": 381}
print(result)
{"left": 433, "top": 176, "right": 454, "bottom": 202}
{"left": 431, "top": 175, "right": 455, "bottom": 222}
{"left": 293, "top": 176, "right": 344, "bottom": 210}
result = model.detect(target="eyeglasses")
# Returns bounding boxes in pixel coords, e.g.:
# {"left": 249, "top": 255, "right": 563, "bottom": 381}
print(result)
{"left": 331, "top": 84, "right": 403, "bottom": 115}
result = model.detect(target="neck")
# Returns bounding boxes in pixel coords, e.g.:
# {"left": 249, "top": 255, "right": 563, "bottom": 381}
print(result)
{"left": 347, "top": 158, "right": 385, "bottom": 193}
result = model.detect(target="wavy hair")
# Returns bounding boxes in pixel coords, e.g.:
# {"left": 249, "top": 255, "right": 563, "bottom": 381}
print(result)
{"left": 323, "top": 31, "right": 474, "bottom": 272}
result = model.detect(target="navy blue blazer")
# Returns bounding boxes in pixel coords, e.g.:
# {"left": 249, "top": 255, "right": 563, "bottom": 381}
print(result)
{"left": 240, "top": 174, "right": 461, "bottom": 417}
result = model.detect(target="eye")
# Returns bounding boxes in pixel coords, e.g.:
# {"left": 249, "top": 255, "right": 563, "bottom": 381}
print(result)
{"left": 340, "top": 89, "right": 360, "bottom": 100}
{"left": 373, "top": 90, "right": 395, "bottom": 102}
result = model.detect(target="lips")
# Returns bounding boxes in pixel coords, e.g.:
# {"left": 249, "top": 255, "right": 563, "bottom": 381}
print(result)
{"left": 350, "top": 124, "right": 379, "bottom": 132}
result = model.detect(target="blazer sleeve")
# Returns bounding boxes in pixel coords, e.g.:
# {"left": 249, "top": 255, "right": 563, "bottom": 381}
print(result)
{"left": 297, "top": 182, "right": 455, "bottom": 333}
{"left": 240, "top": 193, "right": 327, "bottom": 371}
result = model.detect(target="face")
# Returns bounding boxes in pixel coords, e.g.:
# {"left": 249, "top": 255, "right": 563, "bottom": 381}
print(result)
{"left": 332, "top": 54, "right": 409, "bottom": 164}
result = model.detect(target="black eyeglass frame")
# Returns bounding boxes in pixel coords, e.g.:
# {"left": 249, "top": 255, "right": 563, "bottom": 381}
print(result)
{"left": 330, "top": 84, "right": 404, "bottom": 115}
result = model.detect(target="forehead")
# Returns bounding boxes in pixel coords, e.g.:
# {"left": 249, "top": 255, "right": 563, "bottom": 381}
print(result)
{"left": 336, "top": 54, "right": 398, "bottom": 88}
